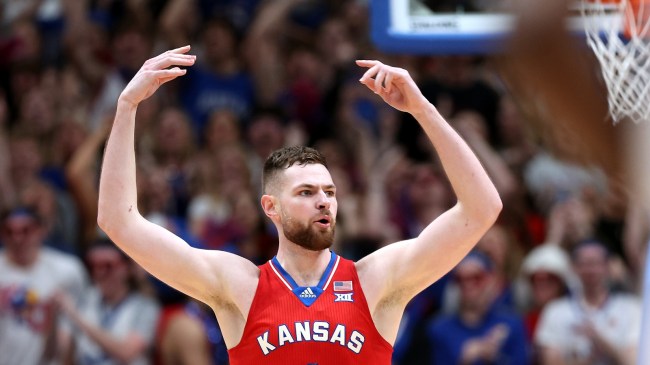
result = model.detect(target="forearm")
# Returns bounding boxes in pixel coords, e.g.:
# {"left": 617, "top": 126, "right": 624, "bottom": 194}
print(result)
{"left": 67, "top": 310, "right": 145, "bottom": 363}
{"left": 66, "top": 120, "right": 108, "bottom": 242}
{"left": 596, "top": 339, "right": 635, "bottom": 365}
{"left": 247, "top": 0, "right": 301, "bottom": 41}
{"left": 97, "top": 99, "right": 140, "bottom": 236}
{"left": 0, "top": 135, "right": 16, "bottom": 209}
{"left": 244, "top": 0, "right": 300, "bottom": 105}
{"left": 412, "top": 104, "right": 502, "bottom": 219}
{"left": 462, "top": 131, "right": 518, "bottom": 202}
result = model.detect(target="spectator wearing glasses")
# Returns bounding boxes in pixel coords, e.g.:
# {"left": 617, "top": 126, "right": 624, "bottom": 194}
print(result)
{"left": 0, "top": 206, "right": 88, "bottom": 365}
{"left": 56, "top": 240, "right": 160, "bottom": 365}
{"left": 426, "top": 251, "right": 528, "bottom": 365}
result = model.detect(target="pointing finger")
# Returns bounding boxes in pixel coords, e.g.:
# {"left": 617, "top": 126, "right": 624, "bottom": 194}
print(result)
{"left": 355, "top": 60, "right": 380, "bottom": 68}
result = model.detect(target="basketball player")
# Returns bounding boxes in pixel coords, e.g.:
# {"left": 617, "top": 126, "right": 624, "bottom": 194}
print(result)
{"left": 97, "top": 46, "right": 502, "bottom": 364}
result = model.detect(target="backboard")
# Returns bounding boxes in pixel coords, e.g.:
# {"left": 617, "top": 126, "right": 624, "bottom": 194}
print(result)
{"left": 370, "top": 0, "right": 624, "bottom": 54}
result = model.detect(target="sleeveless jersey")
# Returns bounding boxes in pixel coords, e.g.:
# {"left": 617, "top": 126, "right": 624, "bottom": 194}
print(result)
{"left": 228, "top": 251, "right": 393, "bottom": 364}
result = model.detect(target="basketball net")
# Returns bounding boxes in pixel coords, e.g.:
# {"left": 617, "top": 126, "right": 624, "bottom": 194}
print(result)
{"left": 581, "top": 0, "right": 650, "bottom": 124}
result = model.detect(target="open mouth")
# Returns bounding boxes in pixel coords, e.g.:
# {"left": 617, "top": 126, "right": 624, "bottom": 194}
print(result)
{"left": 314, "top": 216, "right": 331, "bottom": 227}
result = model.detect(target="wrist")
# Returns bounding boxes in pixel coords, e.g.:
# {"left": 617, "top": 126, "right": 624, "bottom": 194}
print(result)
{"left": 410, "top": 102, "right": 437, "bottom": 120}
{"left": 117, "top": 96, "right": 139, "bottom": 111}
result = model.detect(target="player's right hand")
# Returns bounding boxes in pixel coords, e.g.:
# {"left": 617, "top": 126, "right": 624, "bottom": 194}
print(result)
{"left": 119, "top": 45, "right": 196, "bottom": 107}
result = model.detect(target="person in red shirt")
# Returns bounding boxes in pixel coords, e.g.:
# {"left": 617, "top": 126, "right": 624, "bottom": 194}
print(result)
{"left": 97, "top": 46, "right": 502, "bottom": 364}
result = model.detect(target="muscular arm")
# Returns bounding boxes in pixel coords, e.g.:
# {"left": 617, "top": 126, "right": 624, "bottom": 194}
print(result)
{"left": 97, "top": 48, "right": 258, "bottom": 342}
{"left": 354, "top": 61, "right": 502, "bottom": 341}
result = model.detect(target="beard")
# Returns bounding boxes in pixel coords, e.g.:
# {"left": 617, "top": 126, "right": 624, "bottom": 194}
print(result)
{"left": 281, "top": 212, "right": 335, "bottom": 251}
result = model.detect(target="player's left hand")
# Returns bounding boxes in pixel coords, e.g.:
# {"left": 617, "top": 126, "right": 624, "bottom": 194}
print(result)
{"left": 356, "top": 60, "right": 428, "bottom": 114}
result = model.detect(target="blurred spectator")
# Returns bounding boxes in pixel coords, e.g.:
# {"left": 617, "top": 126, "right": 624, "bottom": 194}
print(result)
{"left": 149, "top": 107, "right": 197, "bottom": 218}
{"left": 543, "top": 194, "right": 609, "bottom": 255}
{"left": 535, "top": 240, "right": 641, "bottom": 365}
{"left": 201, "top": 109, "right": 243, "bottom": 154}
{"left": 495, "top": 95, "right": 537, "bottom": 174}
{"left": 163, "top": 8, "right": 255, "bottom": 140}
{"left": 0, "top": 92, "right": 13, "bottom": 211}
{"left": 397, "top": 56, "right": 501, "bottom": 161}
{"left": 475, "top": 224, "right": 522, "bottom": 311}
{"left": 56, "top": 240, "right": 161, "bottom": 365}
{"left": 137, "top": 164, "right": 198, "bottom": 248}
{"left": 441, "top": 223, "right": 522, "bottom": 315}
{"left": 0, "top": 205, "right": 88, "bottom": 365}
{"left": 516, "top": 244, "right": 573, "bottom": 364}
{"left": 187, "top": 142, "right": 274, "bottom": 261}
{"left": 155, "top": 297, "right": 228, "bottom": 365}
{"left": 9, "top": 130, "right": 79, "bottom": 252}
{"left": 245, "top": 108, "right": 288, "bottom": 195}
{"left": 426, "top": 252, "right": 528, "bottom": 364}
{"left": 523, "top": 151, "right": 607, "bottom": 218}
{"left": 64, "top": 117, "right": 112, "bottom": 251}
{"left": 404, "top": 163, "right": 454, "bottom": 239}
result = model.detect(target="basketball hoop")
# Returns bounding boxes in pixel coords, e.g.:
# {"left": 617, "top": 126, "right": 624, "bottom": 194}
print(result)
{"left": 580, "top": 0, "right": 650, "bottom": 123}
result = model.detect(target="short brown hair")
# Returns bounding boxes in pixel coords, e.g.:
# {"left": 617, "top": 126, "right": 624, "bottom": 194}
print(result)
{"left": 262, "top": 146, "right": 327, "bottom": 194}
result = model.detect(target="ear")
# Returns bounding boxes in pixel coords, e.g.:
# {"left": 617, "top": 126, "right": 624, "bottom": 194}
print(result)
{"left": 261, "top": 194, "right": 279, "bottom": 219}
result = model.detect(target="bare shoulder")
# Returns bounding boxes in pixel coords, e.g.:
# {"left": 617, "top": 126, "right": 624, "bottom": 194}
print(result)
{"left": 354, "top": 240, "right": 410, "bottom": 282}
{"left": 353, "top": 241, "right": 414, "bottom": 345}
{"left": 200, "top": 250, "right": 261, "bottom": 348}
{"left": 201, "top": 249, "right": 260, "bottom": 307}
{"left": 353, "top": 240, "right": 412, "bottom": 308}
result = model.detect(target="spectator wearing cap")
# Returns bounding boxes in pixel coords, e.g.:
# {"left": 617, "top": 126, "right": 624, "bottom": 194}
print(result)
{"left": 515, "top": 244, "right": 574, "bottom": 364}
{"left": 0, "top": 206, "right": 88, "bottom": 365}
{"left": 535, "top": 240, "right": 641, "bottom": 365}
{"left": 426, "top": 251, "right": 528, "bottom": 365}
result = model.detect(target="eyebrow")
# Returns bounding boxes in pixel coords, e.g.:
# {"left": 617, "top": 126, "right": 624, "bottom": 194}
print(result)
{"left": 293, "top": 183, "right": 336, "bottom": 190}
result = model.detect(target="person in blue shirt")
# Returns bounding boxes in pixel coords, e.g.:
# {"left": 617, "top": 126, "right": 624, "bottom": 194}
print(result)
{"left": 427, "top": 251, "right": 528, "bottom": 364}
{"left": 177, "top": 16, "right": 255, "bottom": 142}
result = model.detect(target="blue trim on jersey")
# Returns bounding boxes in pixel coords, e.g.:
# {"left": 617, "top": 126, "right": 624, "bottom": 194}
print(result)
{"left": 271, "top": 251, "right": 337, "bottom": 307}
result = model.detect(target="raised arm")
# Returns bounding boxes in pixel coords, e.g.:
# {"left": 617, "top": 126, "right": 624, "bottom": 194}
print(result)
{"left": 354, "top": 61, "right": 502, "bottom": 341}
{"left": 97, "top": 47, "right": 258, "bottom": 331}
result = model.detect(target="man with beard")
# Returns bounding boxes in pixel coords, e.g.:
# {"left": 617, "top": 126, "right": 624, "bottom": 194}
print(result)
{"left": 97, "top": 46, "right": 502, "bottom": 364}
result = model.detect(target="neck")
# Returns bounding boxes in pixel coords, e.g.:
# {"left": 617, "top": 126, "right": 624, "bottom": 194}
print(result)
{"left": 459, "top": 302, "right": 489, "bottom": 326}
{"left": 102, "top": 285, "right": 130, "bottom": 307}
{"left": 582, "top": 286, "right": 608, "bottom": 308}
{"left": 9, "top": 249, "right": 39, "bottom": 268}
{"left": 276, "top": 242, "right": 331, "bottom": 287}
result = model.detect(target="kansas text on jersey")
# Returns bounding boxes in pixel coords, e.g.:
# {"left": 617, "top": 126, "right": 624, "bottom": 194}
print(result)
{"left": 228, "top": 252, "right": 393, "bottom": 364}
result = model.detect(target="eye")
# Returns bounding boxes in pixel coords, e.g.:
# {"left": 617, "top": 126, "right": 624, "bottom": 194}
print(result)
{"left": 325, "top": 191, "right": 336, "bottom": 197}
{"left": 299, "top": 190, "right": 312, "bottom": 196}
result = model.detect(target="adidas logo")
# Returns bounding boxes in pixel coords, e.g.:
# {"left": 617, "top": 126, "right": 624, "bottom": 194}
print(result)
{"left": 299, "top": 287, "right": 317, "bottom": 298}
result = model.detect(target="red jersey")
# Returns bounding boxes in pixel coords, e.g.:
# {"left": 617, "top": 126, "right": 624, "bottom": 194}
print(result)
{"left": 228, "top": 251, "right": 393, "bottom": 364}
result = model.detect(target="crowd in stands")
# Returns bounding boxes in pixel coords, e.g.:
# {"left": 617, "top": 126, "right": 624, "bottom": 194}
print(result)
{"left": 0, "top": 0, "right": 646, "bottom": 364}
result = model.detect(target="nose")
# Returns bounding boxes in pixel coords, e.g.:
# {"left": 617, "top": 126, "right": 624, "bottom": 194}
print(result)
{"left": 316, "top": 190, "right": 331, "bottom": 210}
